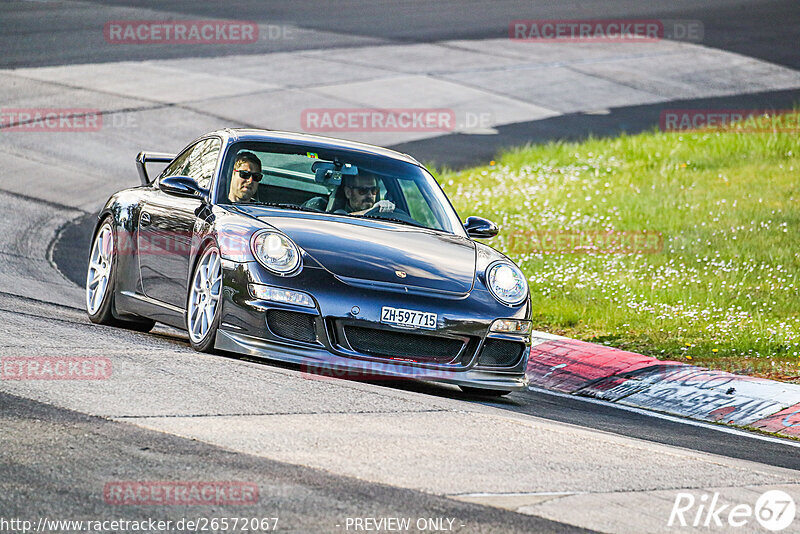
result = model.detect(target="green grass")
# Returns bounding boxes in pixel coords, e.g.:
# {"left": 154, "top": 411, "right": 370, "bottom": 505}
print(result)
{"left": 438, "top": 116, "right": 800, "bottom": 381}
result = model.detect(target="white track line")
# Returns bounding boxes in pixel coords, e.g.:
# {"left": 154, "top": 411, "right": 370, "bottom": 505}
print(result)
{"left": 527, "top": 386, "right": 800, "bottom": 449}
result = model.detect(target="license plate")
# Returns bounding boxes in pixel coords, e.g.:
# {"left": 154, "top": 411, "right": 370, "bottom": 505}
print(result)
{"left": 380, "top": 306, "right": 437, "bottom": 330}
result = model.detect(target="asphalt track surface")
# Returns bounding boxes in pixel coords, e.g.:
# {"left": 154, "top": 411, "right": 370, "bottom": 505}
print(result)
{"left": 4, "top": 0, "right": 799, "bottom": 69}
{"left": 50, "top": 213, "right": 800, "bottom": 473}
{"left": 42, "top": 0, "right": 800, "bottom": 466}
{"left": 0, "top": 391, "right": 585, "bottom": 533}
{"left": 3, "top": 1, "right": 800, "bottom": 532}
{"left": 29, "top": 212, "right": 800, "bottom": 474}
{"left": 4, "top": 0, "right": 799, "bottom": 169}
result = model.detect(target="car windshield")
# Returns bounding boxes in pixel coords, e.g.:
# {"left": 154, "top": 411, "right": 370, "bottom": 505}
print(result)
{"left": 219, "top": 141, "right": 464, "bottom": 235}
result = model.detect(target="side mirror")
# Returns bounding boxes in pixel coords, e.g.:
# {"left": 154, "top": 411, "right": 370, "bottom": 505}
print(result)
{"left": 464, "top": 216, "right": 498, "bottom": 238}
{"left": 159, "top": 175, "right": 209, "bottom": 202}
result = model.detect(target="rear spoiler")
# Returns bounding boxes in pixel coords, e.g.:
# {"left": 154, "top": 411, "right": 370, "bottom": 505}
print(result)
{"left": 136, "top": 152, "right": 176, "bottom": 185}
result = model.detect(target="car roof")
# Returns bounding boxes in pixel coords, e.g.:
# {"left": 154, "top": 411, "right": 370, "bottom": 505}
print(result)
{"left": 211, "top": 128, "right": 422, "bottom": 166}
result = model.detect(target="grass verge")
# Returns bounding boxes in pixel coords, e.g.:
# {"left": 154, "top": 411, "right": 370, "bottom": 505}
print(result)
{"left": 439, "top": 114, "right": 800, "bottom": 382}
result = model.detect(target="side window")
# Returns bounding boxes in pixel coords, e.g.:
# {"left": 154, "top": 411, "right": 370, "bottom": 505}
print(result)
{"left": 186, "top": 138, "right": 221, "bottom": 188}
{"left": 160, "top": 138, "right": 221, "bottom": 189}
{"left": 398, "top": 178, "right": 438, "bottom": 228}
{"left": 160, "top": 147, "right": 194, "bottom": 181}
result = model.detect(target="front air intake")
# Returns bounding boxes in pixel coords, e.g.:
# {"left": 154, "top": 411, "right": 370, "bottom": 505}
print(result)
{"left": 477, "top": 339, "right": 525, "bottom": 367}
{"left": 266, "top": 310, "right": 317, "bottom": 343}
{"left": 344, "top": 326, "right": 464, "bottom": 363}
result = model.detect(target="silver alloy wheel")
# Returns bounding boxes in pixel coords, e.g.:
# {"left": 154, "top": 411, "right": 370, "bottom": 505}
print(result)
{"left": 188, "top": 245, "right": 222, "bottom": 344}
{"left": 86, "top": 222, "right": 114, "bottom": 315}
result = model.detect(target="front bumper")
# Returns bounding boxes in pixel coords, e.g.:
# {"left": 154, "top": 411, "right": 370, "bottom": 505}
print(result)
{"left": 216, "top": 330, "right": 528, "bottom": 390}
{"left": 215, "top": 260, "right": 530, "bottom": 391}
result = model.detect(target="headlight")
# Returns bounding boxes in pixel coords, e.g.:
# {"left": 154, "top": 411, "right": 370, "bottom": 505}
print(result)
{"left": 486, "top": 261, "right": 528, "bottom": 306}
{"left": 251, "top": 230, "right": 301, "bottom": 275}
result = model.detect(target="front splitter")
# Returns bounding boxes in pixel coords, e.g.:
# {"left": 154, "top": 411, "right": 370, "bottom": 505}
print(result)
{"left": 215, "top": 329, "right": 527, "bottom": 391}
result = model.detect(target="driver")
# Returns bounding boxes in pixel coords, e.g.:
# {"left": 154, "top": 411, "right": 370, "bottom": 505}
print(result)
{"left": 228, "top": 152, "right": 263, "bottom": 203}
{"left": 337, "top": 174, "right": 394, "bottom": 215}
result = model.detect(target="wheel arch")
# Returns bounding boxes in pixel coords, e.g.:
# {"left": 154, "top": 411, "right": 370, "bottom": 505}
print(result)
{"left": 185, "top": 234, "right": 224, "bottom": 351}
{"left": 187, "top": 233, "right": 221, "bottom": 291}
{"left": 90, "top": 199, "right": 147, "bottom": 322}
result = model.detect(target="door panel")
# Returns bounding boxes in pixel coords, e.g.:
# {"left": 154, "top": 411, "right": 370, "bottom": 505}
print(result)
{"left": 138, "top": 197, "right": 201, "bottom": 308}
{"left": 137, "top": 138, "right": 221, "bottom": 309}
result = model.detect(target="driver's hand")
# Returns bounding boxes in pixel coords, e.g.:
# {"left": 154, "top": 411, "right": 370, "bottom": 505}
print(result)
{"left": 374, "top": 200, "right": 395, "bottom": 213}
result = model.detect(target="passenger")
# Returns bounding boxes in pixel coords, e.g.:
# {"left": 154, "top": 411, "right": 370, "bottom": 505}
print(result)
{"left": 228, "top": 152, "right": 262, "bottom": 202}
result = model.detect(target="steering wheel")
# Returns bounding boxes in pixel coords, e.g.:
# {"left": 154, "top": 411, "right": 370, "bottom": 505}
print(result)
{"left": 365, "top": 205, "right": 416, "bottom": 224}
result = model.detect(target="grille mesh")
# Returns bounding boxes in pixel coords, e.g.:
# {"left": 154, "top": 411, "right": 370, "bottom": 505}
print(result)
{"left": 477, "top": 339, "right": 525, "bottom": 367}
{"left": 344, "top": 326, "right": 463, "bottom": 363}
{"left": 266, "top": 310, "right": 317, "bottom": 343}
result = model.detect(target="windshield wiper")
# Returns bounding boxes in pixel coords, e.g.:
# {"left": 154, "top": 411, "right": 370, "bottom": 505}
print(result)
{"left": 359, "top": 214, "right": 430, "bottom": 229}
{"left": 260, "top": 202, "right": 322, "bottom": 213}
{"left": 253, "top": 203, "right": 432, "bottom": 229}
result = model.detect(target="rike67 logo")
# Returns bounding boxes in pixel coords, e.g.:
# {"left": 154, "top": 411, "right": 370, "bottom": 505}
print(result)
{"left": 669, "top": 490, "right": 796, "bottom": 531}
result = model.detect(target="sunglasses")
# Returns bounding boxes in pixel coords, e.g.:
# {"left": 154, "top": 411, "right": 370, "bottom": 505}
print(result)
{"left": 235, "top": 169, "right": 263, "bottom": 182}
{"left": 350, "top": 186, "right": 378, "bottom": 195}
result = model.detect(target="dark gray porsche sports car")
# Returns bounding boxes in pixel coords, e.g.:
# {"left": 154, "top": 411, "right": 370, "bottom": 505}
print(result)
{"left": 86, "top": 129, "right": 531, "bottom": 394}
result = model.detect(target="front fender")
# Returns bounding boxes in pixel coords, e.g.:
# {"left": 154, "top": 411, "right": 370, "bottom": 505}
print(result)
{"left": 92, "top": 190, "right": 149, "bottom": 319}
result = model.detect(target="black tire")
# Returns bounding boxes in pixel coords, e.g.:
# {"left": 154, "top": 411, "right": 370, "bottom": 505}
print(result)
{"left": 120, "top": 318, "right": 157, "bottom": 332}
{"left": 459, "top": 386, "right": 512, "bottom": 397}
{"left": 86, "top": 218, "right": 155, "bottom": 332}
{"left": 186, "top": 242, "right": 223, "bottom": 353}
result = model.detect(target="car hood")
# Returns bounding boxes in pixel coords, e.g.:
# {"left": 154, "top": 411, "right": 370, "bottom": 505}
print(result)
{"left": 247, "top": 211, "right": 476, "bottom": 294}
